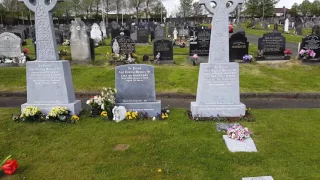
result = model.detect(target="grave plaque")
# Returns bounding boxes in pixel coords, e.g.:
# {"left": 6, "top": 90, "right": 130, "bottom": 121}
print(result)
{"left": 115, "top": 64, "right": 161, "bottom": 117}
{"left": 242, "top": 176, "right": 274, "bottom": 180}
{"left": 258, "top": 33, "right": 285, "bottom": 56}
{"left": 189, "top": 28, "right": 211, "bottom": 56}
{"left": 0, "top": 32, "right": 21, "bottom": 58}
{"left": 154, "top": 25, "right": 166, "bottom": 39}
{"left": 153, "top": 39, "right": 173, "bottom": 63}
{"left": 137, "top": 28, "right": 149, "bottom": 43}
{"left": 223, "top": 135, "right": 258, "bottom": 152}
{"left": 112, "top": 36, "right": 135, "bottom": 55}
{"left": 229, "top": 32, "right": 249, "bottom": 61}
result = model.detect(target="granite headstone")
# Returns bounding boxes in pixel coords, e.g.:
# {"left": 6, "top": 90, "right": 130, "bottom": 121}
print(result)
{"left": 137, "top": 28, "right": 149, "bottom": 43}
{"left": 229, "top": 32, "right": 249, "bottom": 61}
{"left": 0, "top": 32, "right": 21, "bottom": 58}
{"left": 153, "top": 39, "right": 173, "bottom": 64}
{"left": 223, "top": 135, "right": 258, "bottom": 152}
{"left": 70, "top": 19, "right": 91, "bottom": 62}
{"left": 111, "top": 36, "right": 135, "bottom": 55}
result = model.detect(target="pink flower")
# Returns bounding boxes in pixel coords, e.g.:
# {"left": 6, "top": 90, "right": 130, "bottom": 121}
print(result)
{"left": 299, "top": 49, "right": 306, "bottom": 55}
{"left": 192, "top": 54, "right": 198, "bottom": 60}
{"left": 309, "top": 50, "right": 316, "bottom": 58}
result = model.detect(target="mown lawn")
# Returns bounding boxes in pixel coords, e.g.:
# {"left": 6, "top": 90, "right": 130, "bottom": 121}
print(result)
{"left": 0, "top": 108, "right": 319, "bottom": 180}
{"left": 1, "top": 61, "right": 320, "bottom": 93}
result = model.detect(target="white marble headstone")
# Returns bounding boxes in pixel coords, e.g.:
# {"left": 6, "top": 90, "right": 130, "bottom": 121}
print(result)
{"left": 0, "top": 32, "right": 21, "bottom": 58}
{"left": 242, "top": 176, "right": 274, "bottom": 180}
{"left": 223, "top": 135, "right": 257, "bottom": 152}
{"left": 90, "top": 23, "right": 102, "bottom": 43}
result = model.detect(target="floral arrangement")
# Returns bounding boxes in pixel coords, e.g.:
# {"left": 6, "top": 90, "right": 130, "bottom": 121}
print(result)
{"left": 112, "top": 53, "right": 126, "bottom": 61}
{"left": 86, "top": 95, "right": 104, "bottom": 108}
{"left": 18, "top": 106, "right": 42, "bottom": 122}
{"left": 59, "top": 49, "right": 68, "bottom": 56}
{"left": 242, "top": 54, "right": 253, "bottom": 62}
{"left": 70, "top": 115, "right": 80, "bottom": 123}
{"left": 101, "top": 87, "right": 117, "bottom": 111}
{"left": 100, "top": 111, "right": 109, "bottom": 120}
{"left": 284, "top": 49, "right": 292, "bottom": 56}
{"left": 126, "top": 111, "right": 140, "bottom": 120}
{"left": 300, "top": 49, "right": 316, "bottom": 58}
{"left": 159, "top": 106, "right": 170, "bottom": 120}
{"left": 191, "top": 54, "right": 198, "bottom": 66}
{"left": 23, "top": 48, "right": 29, "bottom": 54}
{"left": 47, "top": 106, "right": 70, "bottom": 122}
{"left": 227, "top": 125, "right": 251, "bottom": 141}
{"left": 1, "top": 155, "right": 18, "bottom": 175}
{"left": 179, "top": 40, "right": 186, "bottom": 48}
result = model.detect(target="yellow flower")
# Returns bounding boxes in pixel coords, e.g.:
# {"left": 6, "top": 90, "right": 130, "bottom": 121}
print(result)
{"left": 71, "top": 115, "right": 80, "bottom": 121}
{"left": 157, "top": 169, "right": 162, "bottom": 173}
{"left": 101, "top": 111, "right": 108, "bottom": 117}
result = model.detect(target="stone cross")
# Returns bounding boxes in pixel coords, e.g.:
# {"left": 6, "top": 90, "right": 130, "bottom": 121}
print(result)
{"left": 19, "top": 0, "right": 61, "bottom": 61}
{"left": 200, "top": 0, "right": 243, "bottom": 63}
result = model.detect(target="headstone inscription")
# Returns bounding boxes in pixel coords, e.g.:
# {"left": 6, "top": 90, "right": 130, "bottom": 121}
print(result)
{"left": 137, "top": 28, "right": 149, "bottom": 43}
{"left": 257, "top": 32, "right": 287, "bottom": 60}
{"left": 189, "top": 28, "right": 210, "bottom": 56}
{"left": 70, "top": 18, "right": 91, "bottom": 62}
{"left": 229, "top": 32, "right": 249, "bottom": 61}
{"left": 191, "top": 0, "right": 246, "bottom": 117}
{"left": 115, "top": 64, "right": 161, "bottom": 117}
{"left": 153, "top": 39, "right": 173, "bottom": 64}
{"left": 0, "top": 32, "right": 21, "bottom": 58}
{"left": 111, "top": 36, "right": 135, "bottom": 55}
{"left": 300, "top": 34, "right": 320, "bottom": 61}
{"left": 19, "top": 0, "right": 81, "bottom": 115}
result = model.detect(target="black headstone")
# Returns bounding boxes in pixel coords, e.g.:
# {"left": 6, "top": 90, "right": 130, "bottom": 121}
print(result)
{"left": 229, "top": 32, "right": 249, "bottom": 61}
{"left": 300, "top": 34, "right": 320, "bottom": 59}
{"left": 189, "top": 28, "right": 210, "bottom": 56}
{"left": 153, "top": 39, "right": 173, "bottom": 60}
{"left": 137, "top": 28, "right": 149, "bottom": 43}
{"left": 258, "top": 32, "right": 286, "bottom": 56}
{"left": 112, "top": 36, "right": 135, "bottom": 55}
{"left": 111, "top": 28, "right": 121, "bottom": 40}
{"left": 143, "top": 55, "right": 150, "bottom": 61}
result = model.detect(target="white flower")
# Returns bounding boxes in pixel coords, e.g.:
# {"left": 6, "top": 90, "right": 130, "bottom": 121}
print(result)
{"left": 167, "top": 110, "right": 170, "bottom": 113}
{"left": 86, "top": 100, "right": 91, "bottom": 105}
{"left": 152, "top": 117, "right": 156, "bottom": 121}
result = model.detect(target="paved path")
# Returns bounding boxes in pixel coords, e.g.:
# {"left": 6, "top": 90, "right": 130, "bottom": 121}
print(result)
{"left": 2, "top": 97, "right": 320, "bottom": 109}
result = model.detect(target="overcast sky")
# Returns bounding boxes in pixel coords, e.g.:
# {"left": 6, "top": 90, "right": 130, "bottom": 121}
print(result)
{"left": 162, "top": 0, "right": 314, "bottom": 16}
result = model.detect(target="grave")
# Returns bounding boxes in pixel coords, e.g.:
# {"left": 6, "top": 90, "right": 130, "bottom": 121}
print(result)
{"left": 256, "top": 32, "right": 289, "bottom": 61}
{"left": 20, "top": 0, "right": 81, "bottom": 115}
{"left": 229, "top": 32, "right": 249, "bottom": 61}
{"left": 70, "top": 18, "right": 91, "bottom": 62}
{"left": 242, "top": 176, "right": 274, "bottom": 180}
{"left": 137, "top": 28, "right": 149, "bottom": 44}
{"left": 111, "top": 36, "right": 135, "bottom": 56}
{"left": 153, "top": 39, "right": 173, "bottom": 64}
{"left": 189, "top": 28, "right": 211, "bottom": 63}
{"left": 300, "top": 34, "right": 320, "bottom": 62}
{"left": 100, "top": 21, "right": 107, "bottom": 38}
{"left": 115, "top": 64, "right": 161, "bottom": 117}
{"left": 0, "top": 32, "right": 21, "bottom": 58}
{"left": 295, "top": 19, "right": 303, "bottom": 35}
{"left": 190, "top": 0, "right": 246, "bottom": 117}
{"left": 223, "top": 135, "right": 258, "bottom": 152}
{"left": 154, "top": 24, "right": 166, "bottom": 40}
{"left": 90, "top": 23, "right": 102, "bottom": 45}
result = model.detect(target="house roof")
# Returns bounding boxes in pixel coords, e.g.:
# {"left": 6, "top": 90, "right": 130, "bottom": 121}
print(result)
{"left": 274, "top": 8, "right": 290, "bottom": 14}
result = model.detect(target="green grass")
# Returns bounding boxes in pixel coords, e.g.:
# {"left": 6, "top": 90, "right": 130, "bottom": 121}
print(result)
{"left": 1, "top": 62, "right": 320, "bottom": 93}
{"left": 0, "top": 108, "right": 319, "bottom": 179}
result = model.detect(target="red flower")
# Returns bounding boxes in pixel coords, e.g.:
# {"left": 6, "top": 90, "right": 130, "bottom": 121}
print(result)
{"left": 23, "top": 48, "right": 29, "bottom": 54}
{"left": 1, "top": 159, "right": 18, "bottom": 175}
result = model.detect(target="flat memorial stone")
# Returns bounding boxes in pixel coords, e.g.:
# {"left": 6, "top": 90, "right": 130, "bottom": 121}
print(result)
{"left": 223, "top": 135, "right": 258, "bottom": 152}
{"left": 216, "top": 123, "right": 240, "bottom": 132}
{"left": 242, "top": 176, "right": 274, "bottom": 180}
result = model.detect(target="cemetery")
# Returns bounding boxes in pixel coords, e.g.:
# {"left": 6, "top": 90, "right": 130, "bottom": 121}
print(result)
{"left": 0, "top": 0, "right": 320, "bottom": 179}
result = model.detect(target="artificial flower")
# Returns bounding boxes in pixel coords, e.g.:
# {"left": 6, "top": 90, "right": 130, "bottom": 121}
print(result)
{"left": 1, "top": 159, "right": 18, "bottom": 175}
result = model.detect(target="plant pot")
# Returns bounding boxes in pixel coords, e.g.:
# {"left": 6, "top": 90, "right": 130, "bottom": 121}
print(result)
{"left": 90, "top": 107, "right": 101, "bottom": 117}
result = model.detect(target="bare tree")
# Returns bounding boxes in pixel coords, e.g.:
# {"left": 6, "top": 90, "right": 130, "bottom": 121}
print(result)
{"left": 179, "top": 0, "right": 193, "bottom": 19}
{"left": 144, "top": 0, "right": 157, "bottom": 22}
{"left": 130, "top": 0, "right": 145, "bottom": 22}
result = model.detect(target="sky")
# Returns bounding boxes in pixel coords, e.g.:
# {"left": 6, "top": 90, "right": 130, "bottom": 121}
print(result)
{"left": 161, "top": 0, "right": 314, "bottom": 16}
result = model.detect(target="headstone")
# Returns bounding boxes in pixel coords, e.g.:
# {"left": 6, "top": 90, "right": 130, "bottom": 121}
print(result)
{"left": 258, "top": 32, "right": 286, "bottom": 59}
{"left": 70, "top": 19, "right": 91, "bottom": 62}
{"left": 300, "top": 34, "right": 320, "bottom": 59}
{"left": 137, "top": 28, "right": 149, "bottom": 43}
{"left": 191, "top": 0, "right": 246, "bottom": 117}
{"left": 143, "top": 55, "right": 150, "bottom": 61}
{"left": 229, "top": 32, "right": 249, "bottom": 61}
{"left": 130, "top": 29, "right": 137, "bottom": 42}
{"left": 284, "top": 18, "right": 289, "bottom": 32}
{"left": 100, "top": 21, "right": 107, "bottom": 38}
{"left": 295, "top": 19, "right": 303, "bottom": 35}
{"left": 262, "top": 20, "right": 268, "bottom": 30}
{"left": 305, "top": 21, "right": 314, "bottom": 28}
{"left": 312, "top": 25, "right": 320, "bottom": 36}
{"left": 189, "top": 28, "right": 210, "bottom": 56}
{"left": 242, "top": 176, "right": 274, "bottom": 180}
{"left": 223, "top": 135, "right": 258, "bottom": 152}
{"left": 90, "top": 23, "right": 102, "bottom": 45}
{"left": 274, "top": 23, "right": 278, "bottom": 31}
{"left": 111, "top": 36, "right": 135, "bottom": 55}
{"left": 154, "top": 25, "right": 166, "bottom": 40}
{"left": 111, "top": 28, "right": 121, "bottom": 40}
{"left": 153, "top": 39, "right": 173, "bottom": 64}
{"left": 55, "top": 29, "right": 63, "bottom": 45}
{"left": 20, "top": 0, "right": 81, "bottom": 115}
{"left": 0, "top": 32, "right": 21, "bottom": 58}
{"left": 115, "top": 64, "right": 161, "bottom": 117}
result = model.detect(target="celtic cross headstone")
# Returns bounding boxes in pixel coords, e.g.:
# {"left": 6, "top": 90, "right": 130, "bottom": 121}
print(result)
{"left": 190, "top": 0, "right": 246, "bottom": 117}
{"left": 19, "top": 0, "right": 61, "bottom": 61}
{"left": 20, "top": 0, "right": 82, "bottom": 115}
{"left": 200, "top": 0, "right": 242, "bottom": 63}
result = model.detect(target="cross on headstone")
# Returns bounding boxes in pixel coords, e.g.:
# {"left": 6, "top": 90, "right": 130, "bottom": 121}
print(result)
{"left": 200, "top": 0, "right": 244, "bottom": 63}
{"left": 19, "top": 0, "right": 61, "bottom": 61}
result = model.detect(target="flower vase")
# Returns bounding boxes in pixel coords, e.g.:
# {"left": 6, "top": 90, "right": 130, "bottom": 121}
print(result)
{"left": 58, "top": 115, "right": 67, "bottom": 122}
{"left": 106, "top": 108, "right": 113, "bottom": 120}
{"left": 90, "top": 107, "right": 101, "bottom": 117}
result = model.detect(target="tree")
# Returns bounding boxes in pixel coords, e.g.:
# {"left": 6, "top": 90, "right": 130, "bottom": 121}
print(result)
{"left": 290, "top": 3, "right": 299, "bottom": 17}
{"left": 130, "top": 0, "right": 145, "bottom": 22}
{"left": 0, "top": 3, "right": 6, "bottom": 24}
{"left": 111, "top": 0, "right": 123, "bottom": 22}
{"left": 53, "top": 0, "right": 74, "bottom": 24}
{"left": 244, "top": 0, "right": 279, "bottom": 17}
{"left": 299, "top": 0, "right": 312, "bottom": 17}
{"left": 144, "top": 0, "right": 157, "bottom": 21}
{"left": 311, "top": 0, "right": 320, "bottom": 16}
{"left": 180, "top": 0, "right": 193, "bottom": 18}
{"left": 151, "top": 0, "right": 166, "bottom": 19}
{"left": 192, "top": 2, "right": 203, "bottom": 17}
